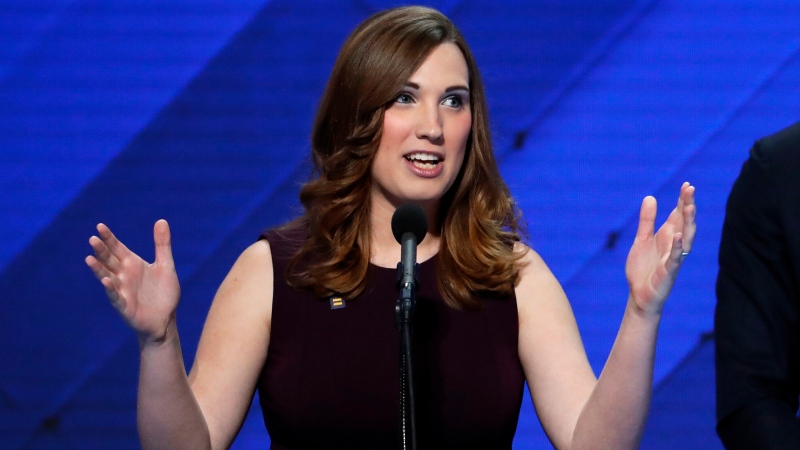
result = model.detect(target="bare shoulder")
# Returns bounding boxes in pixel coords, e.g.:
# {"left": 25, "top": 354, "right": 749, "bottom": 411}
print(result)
{"left": 512, "top": 241, "right": 576, "bottom": 335}
{"left": 198, "top": 239, "right": 274, "bottom": 358}
{"left": 225, "top": 239, "right": 273, "bottom": 286}
{"left": 209, "top": 239, "right": 274, "bottom": 325}
{"left": 512, "top": 242, "right": 565, "bottom": 312}
{"left": 233, "top": 236, "right": 270, "bottom": 271}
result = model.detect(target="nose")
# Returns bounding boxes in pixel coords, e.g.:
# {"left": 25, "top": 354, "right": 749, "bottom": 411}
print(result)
{"left": 415, "top": 102, "right": 443, "bottom": 141}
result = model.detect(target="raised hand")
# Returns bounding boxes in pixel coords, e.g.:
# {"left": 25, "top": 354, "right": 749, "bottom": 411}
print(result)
{"left": 625, "top": 182, "right": 696, "bottom": 316}
{"left": 85, "top": 220, "right": 181, "bottom": 345}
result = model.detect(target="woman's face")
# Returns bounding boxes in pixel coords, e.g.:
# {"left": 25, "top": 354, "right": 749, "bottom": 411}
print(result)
{"left": 370, "top": 43, "right": 472, "bottom": 214}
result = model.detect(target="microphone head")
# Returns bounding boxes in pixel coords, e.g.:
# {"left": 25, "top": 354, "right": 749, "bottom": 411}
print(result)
{"left": 391, "top": 203, "right": 428, "bottom": 245}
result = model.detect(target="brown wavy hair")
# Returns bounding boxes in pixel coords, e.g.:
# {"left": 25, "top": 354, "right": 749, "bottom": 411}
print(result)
{"left": 285, "top": 6, "right": 525, "bottom": 309}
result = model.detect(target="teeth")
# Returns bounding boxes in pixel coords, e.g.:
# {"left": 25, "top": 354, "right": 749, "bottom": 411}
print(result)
{"left": 405, "top": 152, "right": 441, "bottom": 162}
{"left": 412, "top": 161, "right": 437, "bottom": 170}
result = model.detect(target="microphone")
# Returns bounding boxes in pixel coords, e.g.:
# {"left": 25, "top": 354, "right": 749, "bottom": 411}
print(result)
{"left": 391, "top": 203, "right": 428, "bottom": 292}
{"left": 391, "top": 203, "right": 427, "bottom": 450}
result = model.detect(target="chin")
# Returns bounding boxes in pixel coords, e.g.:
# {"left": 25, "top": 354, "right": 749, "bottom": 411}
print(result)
{"left": 405, "top": 186, "right": 449, "bottom": 202}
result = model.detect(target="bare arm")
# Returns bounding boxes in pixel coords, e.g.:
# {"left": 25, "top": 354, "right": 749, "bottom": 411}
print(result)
{"left": 189, "top": 239, "right": 273, "bottom": 449}
{"left": 86, "top": 221, "right": 273, "bottom": 449}
{"left": 518, "top": 183, "right": 696, "bottom": 449}
{"left": 137, "top": 323, "right": 211, "bottom": 449}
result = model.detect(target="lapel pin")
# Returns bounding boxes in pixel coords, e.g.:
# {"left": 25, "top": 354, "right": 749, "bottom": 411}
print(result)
{"left": 330, "top": 296, "right": 345, "bottom": 310}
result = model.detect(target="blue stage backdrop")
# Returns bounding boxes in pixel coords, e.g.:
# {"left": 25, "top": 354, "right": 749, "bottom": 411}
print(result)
{"left": 2, "top": 1, "right": 799, "bottom": 448}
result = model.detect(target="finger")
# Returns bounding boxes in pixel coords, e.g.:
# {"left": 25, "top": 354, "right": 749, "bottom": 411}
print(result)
{"left": 667, "top": 182, "right": 690, "bottom": 223}
{"left": 86, "top": 255, "right": 125, "bottom": 307}
{"left": 636, "top": 196, "right": 657, "bottom": 239}
{"left": 667, "top": 232, "right": 685, "bottom": 273}
{"left": 85, "top": 254, "right": 114, "bottom": 282}
{"left": 664, "top": 183, "right": 693, "bottom": 232}
{"left": 682, "top": 203, "right": 697, "bottom": 253}
{"left": 680, "top": 184, "right": 696, "bottom": 251}
{"left": 153, "top": 219, "right": 174, "bottom": 268}
{"left": 100, "top": 276, "right": 127, "bottom": 312}
{"left": 96, "top": 223, "right": 130, "bottom": 260}
{"left": 682, "top": 182, "right": 695, "bottom": 208}
{"left": 676, "top": 182, "right": 688, "bottom": 212}
{"left": 89, "top": 235, "right": 120, "bottom": 273}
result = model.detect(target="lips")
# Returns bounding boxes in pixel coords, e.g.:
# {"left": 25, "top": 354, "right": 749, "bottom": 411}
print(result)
{"left": 404, "top": 151, "right": 443, "bottom": 170}
{"left": 403, "top": 151, "right": 445, "bottom": 177}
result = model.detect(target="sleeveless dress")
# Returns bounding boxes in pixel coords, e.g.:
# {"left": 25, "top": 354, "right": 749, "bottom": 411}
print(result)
{"left": 259, "top": 227, "right": 525, "bottom": 449}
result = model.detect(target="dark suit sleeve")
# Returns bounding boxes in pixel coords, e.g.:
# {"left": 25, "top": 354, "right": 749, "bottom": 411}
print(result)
{"left": 715, "top": 136, "right": 800, "bottom": 449}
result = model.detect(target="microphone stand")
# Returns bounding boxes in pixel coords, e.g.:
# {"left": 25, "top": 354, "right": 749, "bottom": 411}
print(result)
{"left": 396, "top": 232, "right": 418, "bottom": 450}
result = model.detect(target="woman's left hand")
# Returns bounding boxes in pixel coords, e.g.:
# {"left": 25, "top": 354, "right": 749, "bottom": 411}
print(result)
{"left": 626, "top": 182, "right": 696, "bottom": 316}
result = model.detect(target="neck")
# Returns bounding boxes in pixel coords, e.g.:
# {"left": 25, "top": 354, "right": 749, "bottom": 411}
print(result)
{"left": 369, "top": 197, "right": 441, "bottom": 268}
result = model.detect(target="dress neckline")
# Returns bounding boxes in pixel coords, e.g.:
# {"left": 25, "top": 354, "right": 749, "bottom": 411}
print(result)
{"left": 369, "top": 253, "right": 437, "bottom": 271}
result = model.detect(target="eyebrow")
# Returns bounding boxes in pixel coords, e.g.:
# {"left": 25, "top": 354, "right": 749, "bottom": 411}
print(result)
{"left": 404, "top": 82, "right": 470, "bottom": 93}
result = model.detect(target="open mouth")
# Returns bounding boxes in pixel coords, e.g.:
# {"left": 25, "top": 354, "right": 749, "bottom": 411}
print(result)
{"left": 404, "top": 152, "right": 442, "bottom": 170}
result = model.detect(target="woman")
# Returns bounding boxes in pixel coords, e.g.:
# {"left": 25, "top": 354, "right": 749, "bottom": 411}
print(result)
{"left": 86, "top": 6, "right": 696, "bottom": 449}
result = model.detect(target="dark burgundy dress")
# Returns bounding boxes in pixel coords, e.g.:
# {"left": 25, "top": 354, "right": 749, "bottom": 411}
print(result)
{"left": 259, "top": 227, "right": 525, "bottom": 449}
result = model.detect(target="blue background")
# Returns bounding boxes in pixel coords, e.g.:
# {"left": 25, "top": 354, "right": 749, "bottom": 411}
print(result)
{"left": 1, "top": 0, "right": 799, "bottom": 448}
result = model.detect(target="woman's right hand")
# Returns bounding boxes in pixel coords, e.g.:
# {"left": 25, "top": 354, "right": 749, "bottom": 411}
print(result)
{"left": 86, "top": 219, "right": 181, "bottom": 346}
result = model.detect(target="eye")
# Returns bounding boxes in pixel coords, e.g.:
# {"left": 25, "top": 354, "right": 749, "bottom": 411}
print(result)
{"left": 442, "top": 95, "right": 466, "bottom": 109}
{"left": 394, "top": 92, "right": 414, "bottom": 104}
